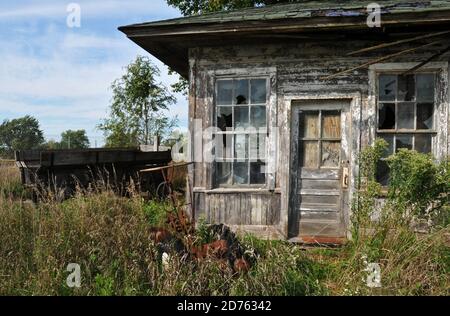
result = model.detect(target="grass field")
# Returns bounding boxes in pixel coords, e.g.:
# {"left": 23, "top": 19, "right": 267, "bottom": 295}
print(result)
{"left": 0, "top": 163, "right": 448, "bottom": 296}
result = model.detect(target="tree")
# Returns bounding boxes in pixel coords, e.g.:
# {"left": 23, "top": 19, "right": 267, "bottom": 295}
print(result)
{"left": 0, "top": 116, "right": 45, "bottom": 158}
{"left": 98, "top": 56, "right": 177, "bottom": 148}
{"left": 43, "top": 139, "right": 60, "bottom": 150}
{"left": 166, "top": 0, "right": 294, "bottom": 16}
{"left": 166, "top": 1, "right": 295, "bottom": 94}
{"left": 59, "top": 130, "right": 90, "bottom": 149}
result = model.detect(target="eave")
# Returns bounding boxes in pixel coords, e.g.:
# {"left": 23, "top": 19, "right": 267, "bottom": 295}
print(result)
{"left": 119, "top": 10, "right": 450, "bottom": 78}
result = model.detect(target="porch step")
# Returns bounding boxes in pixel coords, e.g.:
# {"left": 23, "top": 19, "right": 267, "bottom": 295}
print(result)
{"left": 297, "top": 220, "right": 344, "bottom": 237}
{"left": 299, "top": 203, "right": 339, "bottom": 212}
{"left": 300, "top": 189, "right": 340, "bottom": 196}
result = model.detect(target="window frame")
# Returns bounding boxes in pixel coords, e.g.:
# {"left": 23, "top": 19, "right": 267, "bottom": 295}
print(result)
{"left": 214, "top": 76, "right": 270, "bottom": 188}
{"left": 374, "top": 69, "right": 438, "bottom": 186}
{"left": 376, "top": 72, "right": 437, "bottom": 153}
{"left": 298, "top": 109, "right": 343, "bottom": 169}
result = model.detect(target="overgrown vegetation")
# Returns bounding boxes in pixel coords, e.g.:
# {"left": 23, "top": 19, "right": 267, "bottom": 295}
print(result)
{"left": 0, "top": 147, "right": 448, "bottom": 295}
{"left": 342, "top": 140, "right": 450, "bottom": 295}
{"left": 0, "top": 165, "right": 326, "bottom": 296}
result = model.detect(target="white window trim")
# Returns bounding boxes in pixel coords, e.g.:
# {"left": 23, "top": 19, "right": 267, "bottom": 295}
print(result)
{"left": 207, "top": 67, "right": 277, "bottom": 191}
{"left": 368, "top": 62, "right": 449, "bottom": 160}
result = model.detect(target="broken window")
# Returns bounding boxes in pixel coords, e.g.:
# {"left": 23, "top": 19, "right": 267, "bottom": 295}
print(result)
{"left": 376, "top": 73, "right": 436, "bottom": 185}
{"left": 215, "top": 78, "right": 268, "bottom": 186}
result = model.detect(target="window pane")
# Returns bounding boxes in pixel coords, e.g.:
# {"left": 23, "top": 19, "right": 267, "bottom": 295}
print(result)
{"left": 217, "top": 80, "right": 233, "bottom": 105}
{"left": 416, "top": 74, "right": 434, "bottom": 102}
{"left": 415, "top": 134, "right": 432, "bottom": 154}
{"left": 397, "top": 102, "right": 415, "bottom": 129}
{"left": 397, "top": 74, "right": 415, "bottom": 101}
{"left": 417, "top": 103, "right": 434, "bottom": 130}
{"left": 301, "top": 141, "right": 319, "bottom": 168}
{"left": 396, "top": 135, "right": 413, "bottom": 151}
{"left": 249, "top": 133, "right": 266, "bottom": 161}
{"left": 322, "top": 111, "right": 341, "bottom": 138}
{"left": 217, "top": 106, "right": 232, "bottom": 131}
{"left": 379, "top": 134, "right": 394, "bottom": 157}
{"left": 250, "top": 106, "right": 266, "bottom": 129}
{"left": 234, "top": 80, "right": 248, "bottom": 105}
{"left": 299, "top": 111, "right": 319, "bottom": 138}
{"left": 378, "top": 103, "right": 396, "bottom": 130}
{"left": 250, "top": 161, "right": 266, "bottom": 184}
{"left": 379, "top": 75, "right": 397, "bottom": 101}
{"left": 215, "top": 134, "right": 233, "bottom": 159}
{"left": 321, "top": 141, "right": 340, "bottom": 168}
{"left": 234, "top": 106, "right": 249, "bottom": 129}
{"left": 217, "top": 162, "right": 232, "bottom": 185}
{"left": 376, "top": 160, "right": 390, "bottom": 186}
{"left": 234, "top": 134, "right": 248, "bottom": 160}
{"left": 251, "top": 79, "right": 267, "bottom": 104}
{"left": 233, "top": 161, "right": 249, "bottom": 185}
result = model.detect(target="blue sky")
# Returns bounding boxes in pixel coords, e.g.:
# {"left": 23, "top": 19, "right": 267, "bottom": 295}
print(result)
{"left": 0, "top": 0, "right": 184, "bottom": 146}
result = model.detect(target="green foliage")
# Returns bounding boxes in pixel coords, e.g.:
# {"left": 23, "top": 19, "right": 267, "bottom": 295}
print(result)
{"left": 339, "top": 141, "right": 450, "bottom": 295}
{"left": 0, "top": 163, "right": 28, "bottom": 199}
{"left": 0, "top": 116, "right": 44, "bottom": 158}
{"left": 98, "top": 56, "right": 177, "bottom": 148}
{"left": 0, "top": 187, "right": 328, "bottom": 296}
{"left": 229, "top": 240, "right": 327, "bottom": 296}
{"left": 196, "top": 217, "right": 215, "bottom": 244}
{"left": 0, "top": 155, "right": 447, "bottom": 296}
{"left": 168, "top": 68, "right": 189, "bottom": 96}
{"left": 167, "top": 0, "right": 295, "bottom": 16}
{"left": 387, "top": 150, "right": 449, "bottom": 220}
{"left": 143, "top": 200, "right": 172, "bottom": 227}
{"left": 58, "top": 130, "right": 90, "bottom": 149}
{"left": 353, "top": 139, "right": 449, "bottom": 230}
{"left": 351, "top": 139, "right": 387, "bottom": 240}
{"left": 94, "top": 274, "right": 115, "bottom": 296}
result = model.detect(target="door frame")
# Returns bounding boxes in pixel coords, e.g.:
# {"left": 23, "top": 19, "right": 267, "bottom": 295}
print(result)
{"left": 279, "top": 92, "right": 362, "bottom": 241}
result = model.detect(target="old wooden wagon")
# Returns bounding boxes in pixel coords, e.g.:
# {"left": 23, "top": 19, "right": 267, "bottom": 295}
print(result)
{"left": 119, "top": 1, "right": 450, "bottom": 243}
{"left": 15, "top": 148, "right": 171, "bottom": 199}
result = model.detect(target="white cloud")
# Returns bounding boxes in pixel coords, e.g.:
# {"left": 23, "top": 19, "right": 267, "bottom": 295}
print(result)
{"left": 0, "top": 0, "right": 188, "bottom": 142}
{"left": 0, "top": 0, "right": 180, "bottom": 20}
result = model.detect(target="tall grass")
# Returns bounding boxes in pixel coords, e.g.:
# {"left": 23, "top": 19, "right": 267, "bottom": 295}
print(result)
{"left": 0, "top": 161, "right": 23, "bottom": 197}
{"left": 328, "top": 142, "right": 450, "bottom": 296}
{"left": 0, "top": 166, "right": 325, "bottom": 296}
{"left": 315, "top": 216, "right": 449, "bottom": 295}
{"left": 0, "top": 162, "right": 448, "bottom": 296}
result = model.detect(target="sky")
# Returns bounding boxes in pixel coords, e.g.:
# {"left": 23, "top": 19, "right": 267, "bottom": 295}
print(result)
{"left": 0, "top": 0, "right": 185, "bottom": 147}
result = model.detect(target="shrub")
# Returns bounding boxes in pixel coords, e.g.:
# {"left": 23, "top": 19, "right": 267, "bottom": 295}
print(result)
{"left": 342, "top": 142, "right": 450, "bottom": 295}
{"left": 387, "top": 151, "right": 449, "bottom": 222}
{"left": 143, "top": 199, "right": 172, "bottom": 227}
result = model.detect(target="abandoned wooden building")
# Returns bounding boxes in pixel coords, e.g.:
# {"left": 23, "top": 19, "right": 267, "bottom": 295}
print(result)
{"left": 120, "top": 1, "right": 450, "bottom": 243}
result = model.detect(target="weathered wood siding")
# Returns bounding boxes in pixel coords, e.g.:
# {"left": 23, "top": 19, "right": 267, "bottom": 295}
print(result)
{"left": 194, "top": 191, "right": 280, "bottom": 226}
{"left": 188, "top": 36, "right": 450, "bottom": 239}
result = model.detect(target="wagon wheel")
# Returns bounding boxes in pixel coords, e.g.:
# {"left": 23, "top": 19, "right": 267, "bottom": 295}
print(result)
{"left": 156, "top": 180, "right": 172, "bottom": 199}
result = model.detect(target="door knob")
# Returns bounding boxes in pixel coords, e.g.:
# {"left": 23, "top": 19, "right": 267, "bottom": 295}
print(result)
{"left": 342, "top": 167, "right": 349, "bottom": 189}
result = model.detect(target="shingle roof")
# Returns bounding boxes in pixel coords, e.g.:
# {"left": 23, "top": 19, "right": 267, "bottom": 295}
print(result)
{"left": 118, "top": 1, "right": 450, "bottom": 78}
{"left": 122, "top": 0, "right": 450, "bottom": 29}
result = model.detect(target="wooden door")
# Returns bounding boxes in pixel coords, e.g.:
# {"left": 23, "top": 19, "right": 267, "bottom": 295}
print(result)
{"left": 289, "top": 100, "right": 350, "bottom": 242}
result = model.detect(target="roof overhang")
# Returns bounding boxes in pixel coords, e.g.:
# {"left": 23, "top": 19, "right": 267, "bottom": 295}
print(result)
{"left": 119, "top": 4, "right": 450, "bottom": 78}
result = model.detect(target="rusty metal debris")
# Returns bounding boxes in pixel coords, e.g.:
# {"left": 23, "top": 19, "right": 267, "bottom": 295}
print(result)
{"left": 151, "top": 214, "right": 257, "bottom": 274}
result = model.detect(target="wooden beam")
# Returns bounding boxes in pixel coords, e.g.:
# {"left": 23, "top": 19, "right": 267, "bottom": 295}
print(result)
{"left": 140, "top": 162, "right": 193, "bottom": 173}
{"left": 346, "top": 30, "right": 450, "bottom": 56}
{"left": 402, "top": 45, "right": 450, "bottom": 75}
{"left": 321, "top": 40, "right": 444, "bottom": 81}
